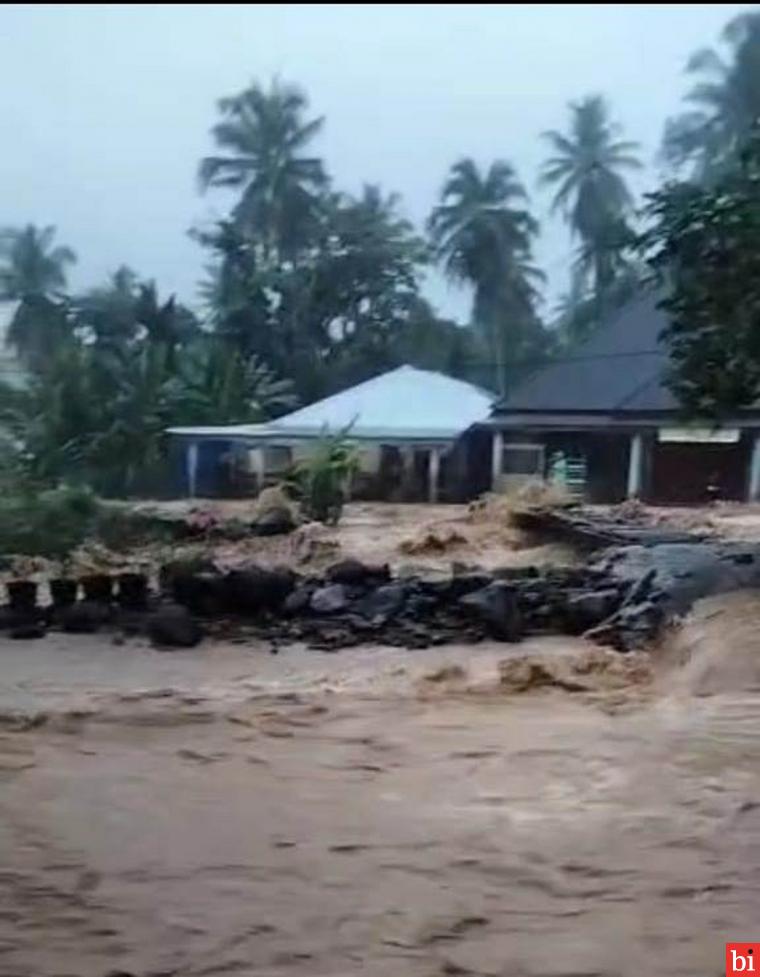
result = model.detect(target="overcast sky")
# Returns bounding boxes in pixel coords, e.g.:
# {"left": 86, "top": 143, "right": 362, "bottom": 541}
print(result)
{"left": 0, "top": 3, "right": 753, "bottom": 321}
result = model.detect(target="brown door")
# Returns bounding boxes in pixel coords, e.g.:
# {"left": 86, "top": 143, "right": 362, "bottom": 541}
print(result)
{"left": 650, "top": 440, "right": 749, "bottom": 503}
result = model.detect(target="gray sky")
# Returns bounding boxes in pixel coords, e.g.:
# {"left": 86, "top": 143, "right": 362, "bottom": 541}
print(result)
{"left": 0, "top": 3, "right": 753, "bottom": 322}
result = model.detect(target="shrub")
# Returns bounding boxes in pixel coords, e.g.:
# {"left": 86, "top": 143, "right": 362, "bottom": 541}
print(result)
{"left": 0, "top": 485, "right": 101, "bottom": 558}
{"left": 285, "top": 427, "right": 359, "bottom": 525}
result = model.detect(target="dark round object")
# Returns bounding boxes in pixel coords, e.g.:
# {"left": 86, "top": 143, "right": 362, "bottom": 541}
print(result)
{"left": 7, "top": 580, "right": 38, "bottom": 611}
{"left": 60, "top": 600, "right": 110, "bottom": 633}
{"left": 117, "top": 572, "right": 149, "bottom": 610}
{"left": 80, "top": 574, "right": 113, "bottom": 603}
{"left": 147, "top": 604, "right": 203, "bottom": 648}
{"left": 10, "top": 617, "right": 46, "bottom": 640}
{"left": 50, "top": 578, "right": 78, "bottom": 608}
{"left": 171, "top": 571, "right": 224, "bottom": 616}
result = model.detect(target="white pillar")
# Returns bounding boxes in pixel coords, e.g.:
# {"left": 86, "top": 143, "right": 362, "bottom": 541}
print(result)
{"left": 428, "top": 448, "right": 441, "bottom": 503}
{"left": 748, "top": 434, "right": 760, "bottom": 501}
{"left": 251, "top": 446, "right": 265, "bottom": 494}
{"left": 626, "top": 433, "right": 644, "bottom": 499}
{"left": 491, "top": 430, "right": 504, "bottom": 490}
{"left": 186, "top": 441, "right": 199, "bottom": 499}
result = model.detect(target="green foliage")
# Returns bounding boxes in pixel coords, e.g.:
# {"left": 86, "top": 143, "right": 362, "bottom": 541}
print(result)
{"left": 0, "top": 224, "right": 77, "bottom": 368}
{"left": 285, "top": 427, "right": 359, "bottom": 525}
{"left": 662, "top": 12, "right": 760, "bottom": 179}
{"left": 0, "top": 276, "right": 295, "bottom": 495}
{"left": 642, "top": 132, "right": 760, "bottom": 415}
{"left": 541, "top": 95, "right": 640, "bottom": 299}
{"left": 0, "top": 224, "right": 76, "bottom": 300}
{"left": 199, "top": 78, "right": 328, "bottom": 257}
{"left": 428, "top": 158, "right": 546, "bottom": 394}
{"left": 0, "top": 485, "right": 100, "bottom": 558}
{"left": 197, "top": 180, "right": 443, "bottom": 402}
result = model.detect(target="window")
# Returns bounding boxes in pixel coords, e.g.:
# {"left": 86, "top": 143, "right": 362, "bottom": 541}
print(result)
{"left": 501, "top": 443, "right": 544, "bottom": 477}
{"left": 264, "top": 446, "right": 292, "bottom": 473}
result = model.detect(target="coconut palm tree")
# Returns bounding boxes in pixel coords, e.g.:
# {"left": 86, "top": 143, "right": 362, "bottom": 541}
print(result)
{"left": 662, "top": 12, "right": 760, "bottom": 178}
{"left": 0, "top": 224, "right": 77, "bottom": 364}
{"left": 0, "top": 224, "right": 76, "bottom": 300}
{"left": 541, "top": 95, "right": 640, "bottom": 296}
{"left": 428, "top": 158, "right": 544, "bottom": 393}
{"left": 199, "top": 78, "right": 328, "bottom": 259}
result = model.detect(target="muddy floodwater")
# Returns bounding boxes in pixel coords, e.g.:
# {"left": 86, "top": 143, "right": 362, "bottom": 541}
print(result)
{"left": 2, "top": 595, "right": 760, "bottom": 976}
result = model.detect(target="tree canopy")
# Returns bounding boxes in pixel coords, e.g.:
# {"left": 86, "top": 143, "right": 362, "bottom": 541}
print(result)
{"left": 662, "top": 12, "right": 760, "bottom": 179}
{"left": 16, "top": 28, "right": 760, "bottom": 492}
{"left": 428, "top": 157, "right": 547, "bottom": 394}
{"left": 541, "top": 95, "right": 640, "bottom": 304}
{"left": 642, "top": 132, "right": 760, "bottom": 416}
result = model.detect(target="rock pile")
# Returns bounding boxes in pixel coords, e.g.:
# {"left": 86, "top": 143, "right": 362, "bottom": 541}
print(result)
{"left": 161, "top": 556, "right": 664, "bottom": 651}
{"left": 3, "top": 541, "right": 760, "bottom": 652}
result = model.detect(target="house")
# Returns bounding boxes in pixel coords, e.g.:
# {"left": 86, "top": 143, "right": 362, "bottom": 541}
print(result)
{"left": 167, "top": 365, "right": 495, "bottom": 502}
{"left": 485, "top": 293, "right": 760, "bottom": 504}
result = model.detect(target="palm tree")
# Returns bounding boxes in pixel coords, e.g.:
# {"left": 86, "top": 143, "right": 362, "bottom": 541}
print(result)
{"left": 0, "top": 224, "right": 77, "bottom": 364}
{"left": 199, "top": 78, "right": 328, "bottom": 259}
{"left": 662, "top": 12, "right": 760, "bottom": 178}
{"left": 541, "top": 95, "right": 640, "bottom": 296}
{"left": 0, "top": 224, "right": 76, "bottom": 300}
{"left": 428, "top": 158, "right": 543, "bottom": 394}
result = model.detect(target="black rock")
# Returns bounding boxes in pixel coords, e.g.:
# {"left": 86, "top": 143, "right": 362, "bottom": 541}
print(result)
{"left": 172, "top": 571, "right": 224, "bottom": 616}
{"left": 325, "top": 559, "right": 391, "bottom": 586}
{"left": 310, "top": 583, "right": 348, "bottom": 615}
{"left": 160, "top": 556, "right": 217, "bottom": 592}
{"left": 459, "top": 581, "right": 523, "bottom": 641}
{"left": 222, "top": 566, "right": 296, "bottom": 614}
{"left": 283, "top": 584, "right": 314, "bottom": 615}
{"left": 9, "top": 611, "right": 46, "bottom": 639}
{"left": 252, "top": 506, "right": 296, "bottom": 537}
{"left": 447, "top": 573, "right": 496, "bottom": 600}
{"left": 564, "top": 588, "right": 620, "bottom": 631}
{"left": 147, "top": 605, "right": 203, "bottom": 648}
{"left": 354, "top": 582, "right": 407, "bottom": 622}
{"left": 60, "top": 600, "right": 111, "bottom": 633}
{"left": 614, "top": 600, "right": 666, "bottom": 651}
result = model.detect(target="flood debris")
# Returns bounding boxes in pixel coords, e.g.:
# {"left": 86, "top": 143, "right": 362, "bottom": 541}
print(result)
{"left": 0, "top": 540, "right": 759, "bottom": 652}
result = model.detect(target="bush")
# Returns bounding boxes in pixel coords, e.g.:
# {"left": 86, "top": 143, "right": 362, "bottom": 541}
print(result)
{"left": 285, "top": 428, "right": 359, "bottom": 525}
{"left": 0, "top": 485, "right": 101, "bottom": 558}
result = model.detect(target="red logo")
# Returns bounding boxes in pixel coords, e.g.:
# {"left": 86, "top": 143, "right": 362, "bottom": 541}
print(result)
{"left": 727, "top": 944, "right": 760, "bottom": 974}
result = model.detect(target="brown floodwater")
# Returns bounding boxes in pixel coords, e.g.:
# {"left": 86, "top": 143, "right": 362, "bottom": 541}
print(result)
{"left": 2, "top": 594, "right": 760, "bottom": 976}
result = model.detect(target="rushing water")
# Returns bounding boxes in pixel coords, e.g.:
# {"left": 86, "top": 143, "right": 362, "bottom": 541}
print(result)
{"left": 1, "top": 605, "right": 760, "bottom": 977}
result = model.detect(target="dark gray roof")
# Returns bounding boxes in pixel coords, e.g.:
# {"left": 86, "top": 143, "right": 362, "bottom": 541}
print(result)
{"left": 497, "top": 293, "right": 679, "bottom": 415}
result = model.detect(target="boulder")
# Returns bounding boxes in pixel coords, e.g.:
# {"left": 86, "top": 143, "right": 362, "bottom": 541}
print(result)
{"left": 459, "top": 581, "right": 523, "bottom": 641}
{"left": 325, "top": 559, "right": 391, "bottom": 586}
{"left": 564, "top": 588, "right": 621, "bottom": 631}
{"left": 252, "top": 506, "right": 296, "bottom": 537}
{"left": 310, "top": 584, "right": 349, "bottom": 615}
{"left": 9, "top": 612, "right": 46, "bottom": 639}
{"left": 147, "top": 605, "right": 203, "bottom": 649}
{"left": 172, "top": 571, "right": 224, "bottom": 616}
{"left": 354, "top": 582, "right": 407, "bottom": 622}
{"left": 222, "top": 566, "right": 296, "bottom": 614}
{"left": 283, "top": 584, "right": 315, "bottom": 616}
{"left": 60, "top": 600, "right": 112, "bottom": 634}
{"left": 447, "top": 573, "right": 495, "bottom": 600}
